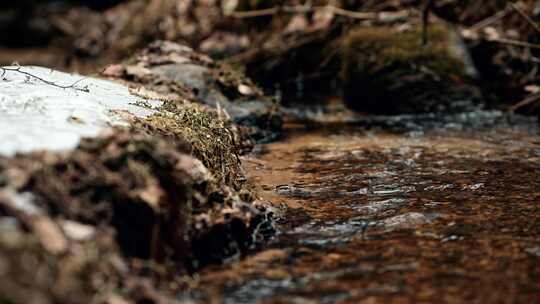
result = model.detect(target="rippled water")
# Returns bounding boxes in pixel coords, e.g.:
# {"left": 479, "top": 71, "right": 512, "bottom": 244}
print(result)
{"left": 189, "top": 110, "right": 540, "bottom": 303}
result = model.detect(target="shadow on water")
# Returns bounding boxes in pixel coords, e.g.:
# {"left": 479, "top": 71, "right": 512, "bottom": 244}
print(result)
{"left": 189, "top": 110, "right": 540, "bottom": 303}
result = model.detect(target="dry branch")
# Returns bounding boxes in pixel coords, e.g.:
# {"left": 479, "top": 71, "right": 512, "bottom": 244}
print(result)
{"left": 508, "top": 92, "right": 540, "bottom": 112}
{"left": 226, "top": 5, "right": 408, "bottom": 22}
{"left": 509, "top": 2, "right": 540, "bottom": 34}
{"left": 1, "top": 66, "right": 90, "bottom": 92}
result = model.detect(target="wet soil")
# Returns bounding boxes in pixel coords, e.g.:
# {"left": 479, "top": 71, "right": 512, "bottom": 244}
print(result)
{"left": 188, "top": 110, "right": 540, "bottom": 303}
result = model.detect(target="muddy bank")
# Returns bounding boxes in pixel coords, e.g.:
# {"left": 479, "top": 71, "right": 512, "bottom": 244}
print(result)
{"left": 0, "top": 116, "right": 273, "bottom": 303}
{"left": 0, "top": 46, "right": 278, "bottom": 303}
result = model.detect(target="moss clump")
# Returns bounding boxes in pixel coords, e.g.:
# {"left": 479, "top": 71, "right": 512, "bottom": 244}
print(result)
{"left": 341, "top": 23, "right": 480, "bottom": 114}
{"left": 344, "top": 24, "right": 465, "bottom": 75}
{"left": 137, "top": 103, "right": 241, "bottom": 186}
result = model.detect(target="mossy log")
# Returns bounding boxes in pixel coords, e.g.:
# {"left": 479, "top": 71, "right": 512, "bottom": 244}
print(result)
{"left": 341, "top": 22, "right": 482, "bottom": 114}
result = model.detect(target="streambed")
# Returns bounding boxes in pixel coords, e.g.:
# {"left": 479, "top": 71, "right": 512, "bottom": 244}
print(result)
{"left": 189, "top": 110, "right": 540, "bottom": 303}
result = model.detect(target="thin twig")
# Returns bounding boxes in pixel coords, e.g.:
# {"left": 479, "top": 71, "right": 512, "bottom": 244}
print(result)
{"left": 324, "top": 6, "right": 377, "bottom": 19}
{"left": 463, "top": 3, "right": 540, "bottom": 50}
{"left": 227, "top": 7, "right": 278, "bottom": 18}
{"left": 509, "top": 2, "right": 540, "bottom": 34}
{"left": 226, "top": 5, "right": 405, "bottom": 21}
{"left": 467, "top": 2, "right": 540, "bottom": 34}
{"left": 507, "top": 92, "right": 540, "bottom": 112}
{"left": 488, "top": 37, "right": 540, "bottom": 49}
{"left": 468, "top": 7, "right": 512, "bottom": 32}
{"left": 422, "top": 0, "right": 435, "bottom": 46}
{"left": 1, "top": 66, "right": 89, "bottom": 92}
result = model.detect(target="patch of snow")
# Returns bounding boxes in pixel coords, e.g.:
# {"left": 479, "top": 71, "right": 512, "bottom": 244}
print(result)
{"left": 0, "top": 66, "right": 162, "bottom": 156}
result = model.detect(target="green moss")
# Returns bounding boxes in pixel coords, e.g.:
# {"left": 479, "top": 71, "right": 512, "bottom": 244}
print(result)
{"left": 340, "top": 23, "right": 479, "bottom": 114}
{"left": 137, "top": 102, "right": 240, "bottom": 186}
{"left": 342, "top": 24, "right": 466, "bottom": 82}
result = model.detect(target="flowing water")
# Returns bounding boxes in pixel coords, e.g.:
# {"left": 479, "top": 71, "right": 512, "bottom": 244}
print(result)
{"left": 189, "top": 109, "right": 540, "bottom": 303}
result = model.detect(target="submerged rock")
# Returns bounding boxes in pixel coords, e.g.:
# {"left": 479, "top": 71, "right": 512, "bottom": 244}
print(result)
{"left": 341, "top": 22, "right": 482, "bottom": 114}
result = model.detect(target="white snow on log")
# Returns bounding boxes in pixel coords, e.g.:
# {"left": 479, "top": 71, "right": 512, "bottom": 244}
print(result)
{"left": 0, "top": 66, "right": 161, "bottom": 156}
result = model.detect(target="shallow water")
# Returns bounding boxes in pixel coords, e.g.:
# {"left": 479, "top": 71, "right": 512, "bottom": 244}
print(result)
{"left": 190, "top": 110, "right": 540, "bottom": 303}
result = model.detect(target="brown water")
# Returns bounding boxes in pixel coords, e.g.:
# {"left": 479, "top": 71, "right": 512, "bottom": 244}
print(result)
{"left": 187, "top": 110, "right": 540, "bottom": 303}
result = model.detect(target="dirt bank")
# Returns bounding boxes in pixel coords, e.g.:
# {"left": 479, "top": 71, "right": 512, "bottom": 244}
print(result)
{"left": 0, "top": 44, "right": 278, "bottom": 303}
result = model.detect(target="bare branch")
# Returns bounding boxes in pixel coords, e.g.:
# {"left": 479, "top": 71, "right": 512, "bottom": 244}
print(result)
{"left": 488, "top": 37, "right": 540, "bottom": 49}
{"left": 422, "top": 0, "right": 435, "bottom": 46}
{"left": 509, "top": 2, "right": 540, "bottom": 34}
{"left": 227, "top": 7, "right": 278, "bottom": 18}
{"left": 507, "top": 92, "right": 540, "bottom": 112}
{"left": 468, "top": 7, "right": 512, "bottom": 32}
{"left": 1, "top": 66, "right": 90, "bottom": 92}
{"left": 226, "top": 5, "right": 407, "bottom": 22}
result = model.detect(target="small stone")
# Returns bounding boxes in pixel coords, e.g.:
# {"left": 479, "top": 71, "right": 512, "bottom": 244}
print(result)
{"left": 102, "top": 64, "right": 125, "bottom": 78}
{"left": 526, "top": 247, "right": 540, "bottom": 257}
{"left": 126, "top": 65, "right": 152, "bottom": 78}
{"left": 1, "top": 190, "right": 43, "bottom": 216}
{"left": 60, "top": 220, "right": 96, "bottom": 242}
{"left": 381, "top": 212, "right": 433, "bottom": 231}
{"left": 31, "top": 217, "right": 68, "bottom": 254}
{"left": 101, "top": 294, "right": 130, "bottom": 304}
{"left": 238, "top": 84, "right": 255, "bottom": 96}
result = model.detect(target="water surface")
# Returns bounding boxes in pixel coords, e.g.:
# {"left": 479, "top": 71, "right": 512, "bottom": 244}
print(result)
{"left": 192, "top": 110, "right": 540, "bottom": 303}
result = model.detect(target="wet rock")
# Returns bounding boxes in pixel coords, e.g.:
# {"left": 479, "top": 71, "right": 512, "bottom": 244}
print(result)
{"left": 526, "top": 246, "right": 540, "bottom": 258}
{"left": 276, "top": 184, "right": 316, "bottom": 198}
{"left": 352, "top": 198, "right": 406, "bottom": 215}
{"left": 103, "top": 41, "right": 282, "bottom": 142}
{"left": 341, "top": 22, "right": 482, "bottom": 114}
{"left": 379, "top": 212, "right": 436, "bottom": 231}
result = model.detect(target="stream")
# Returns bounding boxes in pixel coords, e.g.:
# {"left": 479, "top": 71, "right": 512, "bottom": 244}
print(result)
{"left": 188, "top": 109, "right": 540, "bottom": 303}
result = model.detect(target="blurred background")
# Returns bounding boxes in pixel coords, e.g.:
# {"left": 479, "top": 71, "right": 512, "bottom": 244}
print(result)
{"left": 1, "top": 0, "right": 539, "bottom": 113}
